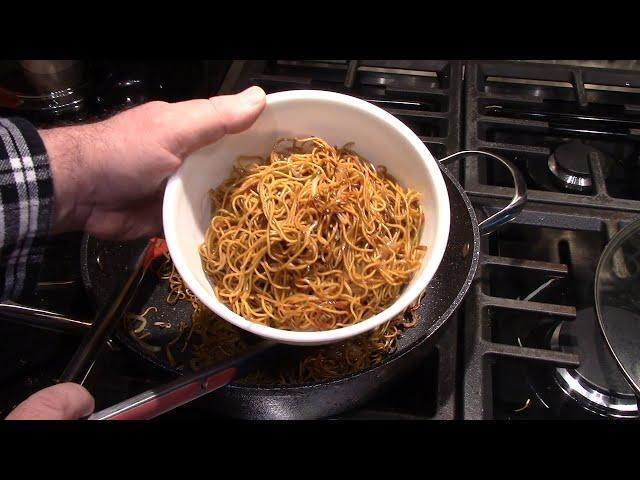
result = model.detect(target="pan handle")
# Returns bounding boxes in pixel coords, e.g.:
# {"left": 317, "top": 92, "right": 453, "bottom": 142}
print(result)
{"left": 439, "top": 150, "right": 527, "bottom": 235}
{"left": 88, "top": 340, "right": 278, "bottom": 420}
{"left": 0, "top": 302, "right": 91, "bottom": 334}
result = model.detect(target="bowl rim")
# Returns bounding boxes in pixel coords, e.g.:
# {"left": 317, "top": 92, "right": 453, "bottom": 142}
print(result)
{"left": 163, "top": 89, "right": 451, "bottom": 345}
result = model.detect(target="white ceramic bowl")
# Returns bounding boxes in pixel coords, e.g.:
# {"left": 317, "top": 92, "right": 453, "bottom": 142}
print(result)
{"left": 163, "top": 90, "right": 450, "bottom": 346}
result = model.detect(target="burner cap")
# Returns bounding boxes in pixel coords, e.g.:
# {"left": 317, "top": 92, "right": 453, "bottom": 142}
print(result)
{"left": 547, "top": 141, "right": 609, "bottom": 192}
{"left": 551, "top": 308, "right": 638, "bottom": 418}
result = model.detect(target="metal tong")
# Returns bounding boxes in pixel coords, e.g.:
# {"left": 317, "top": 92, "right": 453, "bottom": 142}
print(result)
{"left": 0, "top": 237, "right": 279, "bottom": 419}
{"left": 44, "top": 236, "right": 279, "bottom": 419}
{"left": 59, "top": 237, "right": 169, "bottom": 385}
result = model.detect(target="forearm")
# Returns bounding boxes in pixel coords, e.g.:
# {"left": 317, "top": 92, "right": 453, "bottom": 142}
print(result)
{"left": 39, "top": 123, "right": 101, "bottom": 234}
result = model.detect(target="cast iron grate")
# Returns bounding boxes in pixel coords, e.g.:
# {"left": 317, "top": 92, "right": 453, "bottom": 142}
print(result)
{"left": 462, "top": 61, "right": 640, "bottom": 419}
{"left": 464, "top": 60, "right": 640, "bottom": 211}
{"left": 220, "top": 60, "right": 462, "bottom": 162}
{"left": 463, "top": 195, "right": 640, "bottom": 419}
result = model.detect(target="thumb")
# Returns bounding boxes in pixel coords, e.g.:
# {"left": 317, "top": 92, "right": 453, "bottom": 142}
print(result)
{"left": 166, "top": 85, "right": 267, "bottom": 157}
{"left": 5, "top": 383, "right": 95, "bottom": 420}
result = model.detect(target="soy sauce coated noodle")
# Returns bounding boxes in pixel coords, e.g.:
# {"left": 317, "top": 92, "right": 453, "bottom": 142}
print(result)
{"left": 199, "top": 137, "right": 426, "bottom": 331}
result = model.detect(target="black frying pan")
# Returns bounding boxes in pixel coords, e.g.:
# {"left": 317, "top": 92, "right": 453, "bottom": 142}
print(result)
{"left": 80, "top": 154, "right": 525, "bottom": 419}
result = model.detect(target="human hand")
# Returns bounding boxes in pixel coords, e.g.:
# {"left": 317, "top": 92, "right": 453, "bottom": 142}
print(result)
{"left": 41, "top": 86, "right": 266, "bottom": 240}
{"left": 5, "top": 382, "right": 94, "bottom": 420}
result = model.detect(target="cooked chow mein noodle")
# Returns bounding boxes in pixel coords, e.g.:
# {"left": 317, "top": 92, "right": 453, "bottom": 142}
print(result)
{"left": 124, "top": 306, "right": 161, "bottom": 352}
{"left": 199, "top": 137, "right": 426, "bottom": 331}
{"left": 125, "top": 253, "right": 423, "bottom": 385}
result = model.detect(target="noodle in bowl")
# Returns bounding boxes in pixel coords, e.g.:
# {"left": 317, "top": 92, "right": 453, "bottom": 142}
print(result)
{"left": 163, "top": 90, "right": 450, "bottom": 346}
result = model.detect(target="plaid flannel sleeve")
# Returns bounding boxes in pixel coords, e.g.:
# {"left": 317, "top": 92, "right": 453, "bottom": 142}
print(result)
{"left": 0, "top": 117, "right": 54, "bottom": 301}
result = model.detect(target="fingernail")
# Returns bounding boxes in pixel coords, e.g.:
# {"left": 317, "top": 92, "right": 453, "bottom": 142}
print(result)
{"left": 239, "top": 86, "right": 266, "bottom": 107}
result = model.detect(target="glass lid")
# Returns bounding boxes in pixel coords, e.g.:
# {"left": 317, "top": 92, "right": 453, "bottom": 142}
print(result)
{"left": 595, "top": 218, "right": 640, "bottom": 397}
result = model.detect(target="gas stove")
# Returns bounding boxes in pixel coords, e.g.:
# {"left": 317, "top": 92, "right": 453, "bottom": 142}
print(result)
{"left": 1, "top": 60, "right": 639, "bottom": 420}
{"left": 463, "top": 60, "right": 640, "bottom": 419}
